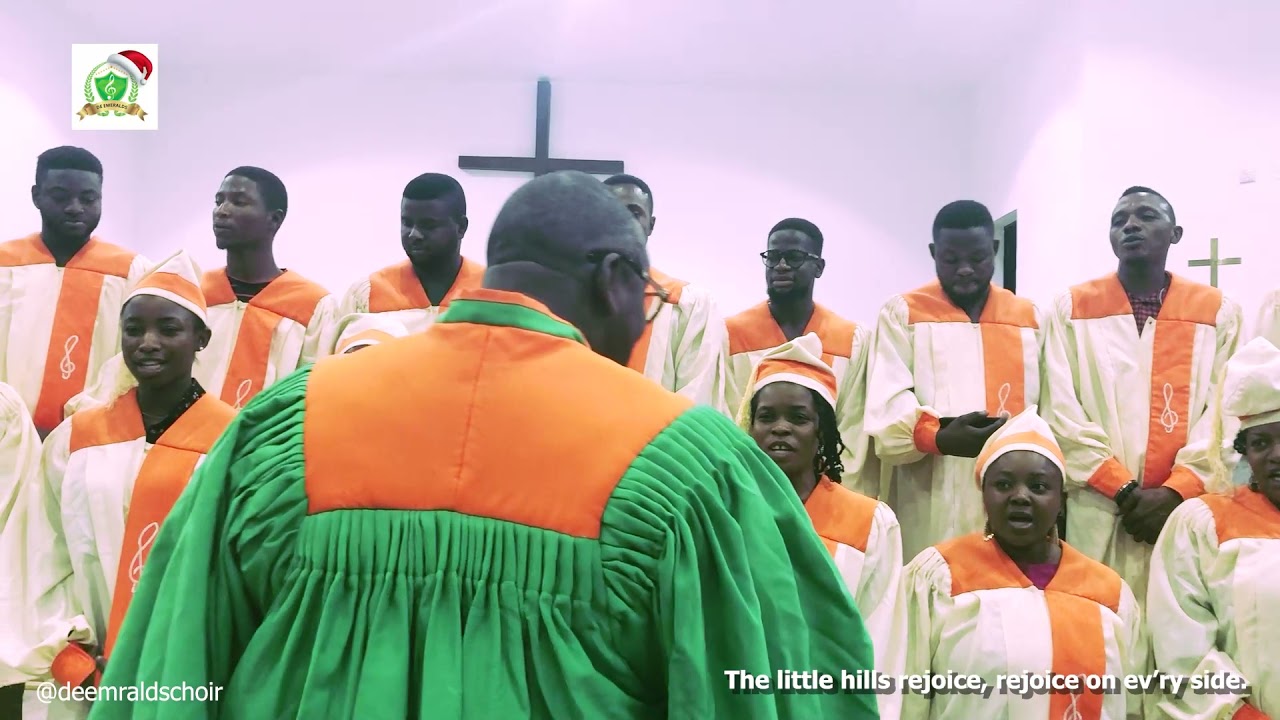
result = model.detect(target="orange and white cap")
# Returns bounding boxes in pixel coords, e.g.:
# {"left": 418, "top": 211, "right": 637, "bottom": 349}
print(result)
{"left": 736, "top": 333, "right": 837, "bottom": 427}
{"left": 974, "top": 405, "right": 1065, "bottom": 484}
{"left": 1221, "top": 337, "right": 1280, "bottom": 430}
{"left": 337, "top": 315, "right": 410, "bottom": 354}
{"left": 127, "top": 250, "right": 207, "bottom": 324}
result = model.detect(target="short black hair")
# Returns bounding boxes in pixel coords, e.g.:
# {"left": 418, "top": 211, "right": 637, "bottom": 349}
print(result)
{"left": 769, "top": 218, "right": 824, "bottom": 253}
{"left": 750, "top": 387, "right": 846, "bottom": 482}
{"left": 1120, "top": 186, "right": 1176, "bottom": 224}
{"left": 226, "top": 166, "right": 288, "bottom": 217}
{"left": 404, "top": 173, "right": 466, "bottom": 219}
{"left": 932, "top": 200, "right": 994, "bottom": 240}
{"left": 602, "top": 174, "right": 653, "bottom": 212}
{"left": 36, "top": 146, "right": 102, "bottom": 185}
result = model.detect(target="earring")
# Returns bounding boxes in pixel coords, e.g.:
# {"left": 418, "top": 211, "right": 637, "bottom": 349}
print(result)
{"left": 983, "top": 522, "right": 994, "bottom": 542}
{"left": 1250, "top": 479, "right": 1260, "bottom": 492}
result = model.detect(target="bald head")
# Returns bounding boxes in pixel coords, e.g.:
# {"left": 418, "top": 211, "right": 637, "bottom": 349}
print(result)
{"left": 487, "top": 171, "right": 646, "bottom": 270}
{"left": 484, "top": 171, "right": 650, "bottom": 365}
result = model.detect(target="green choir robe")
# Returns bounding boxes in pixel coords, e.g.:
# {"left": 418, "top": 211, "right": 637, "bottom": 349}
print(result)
{"left": 94, "top": 288, "right": 878, "bottom": 719}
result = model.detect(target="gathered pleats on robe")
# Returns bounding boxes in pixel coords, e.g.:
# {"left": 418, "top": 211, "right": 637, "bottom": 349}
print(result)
{"left": 903, "top": 534, "right": 1146, "bottom": 720}
{"left": 0, "top": 383, "right": 45, "bottom": 683}
{"left": 328, "top": 257, "right": 484, "bottom": 355}
{"left": 1253, "top": 287, "right": 1280, "bottom": 349}
{"left": 805, "top": 478, "right": 905, "bottom": 720}
{"left": 5, "top": 390, "right": 233, "bottom": 719}
{"left": 725, "top": 301, "right": 880, "bottom": 497}
{"left": 864, "top": 282, "right": 1042, "bottom": 560}
{"left": 1040, "top": 273, "right": 1241, "bottom": 604}
{"left": 1147, "top": 488, "right": 1280, "bottom": 719}
{"left": 95, "top": 289, "right": 880, "bottom": 719}
{"left": 625, "top": 268, "right": 728, "bottom": 413}
{"left": 195, "top": 268, "right": 337, "bottom": 409}
{"left": 0, "top": 235, "right": 149, "bottom": 433}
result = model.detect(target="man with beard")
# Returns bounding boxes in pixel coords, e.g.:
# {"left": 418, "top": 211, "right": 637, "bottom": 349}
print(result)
{"left": 864, "top": 200, "right": 1042, "bottom": 561}
{"left": 602, "top": 174, "right": 726, "bottom": 412}
{"left": 1040, "top": 186, "right": 1241, "bottom": 606}
{"left": 724, "top": 218, "right": 879, "bottom": 497}
{"left": 331, "top": 173, "right": 484, "bottom": 354}
{"left": 0, "top": 146, "right": 150, "bottom": 438}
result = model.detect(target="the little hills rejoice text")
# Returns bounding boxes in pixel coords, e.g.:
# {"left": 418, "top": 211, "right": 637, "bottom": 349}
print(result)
{"left": 723, "top": 670, "right": 1251, "bottom": 698}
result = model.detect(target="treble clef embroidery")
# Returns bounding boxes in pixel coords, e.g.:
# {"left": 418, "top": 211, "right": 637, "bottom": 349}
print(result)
{"left": 59, "top": 335, "right": 80, "bottom": 380}
{"left": 1061, "top": 692, "right": 1082, "bottom": 720}
{"left": 1159, "top": 382, "right": 1179, "bottom": 433}
{"left": 233, "top": 379, "right": 253, "bottom": 409}
{"left": 129, "top": 522, "right": 160, "bottom": 593}
{"left": 995, "top": 382, "right": 1012, "bottom": 418}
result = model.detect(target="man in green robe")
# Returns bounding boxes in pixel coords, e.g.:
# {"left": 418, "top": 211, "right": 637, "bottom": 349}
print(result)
{"left": 95, "top": 171, "right": 879, "bottom": 719}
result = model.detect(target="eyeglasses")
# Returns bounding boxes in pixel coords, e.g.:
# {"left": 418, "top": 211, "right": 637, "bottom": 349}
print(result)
{"left": 585, "top": 249, "right": 669, "bottom": 322}
{"left": 760, "top": 250, "right": 820, "bottom": 268}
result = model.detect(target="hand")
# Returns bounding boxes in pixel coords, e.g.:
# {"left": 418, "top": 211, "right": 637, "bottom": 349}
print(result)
{"left": 1119, "top": 487, "right": 1183, "bottom": 544}
{"left": 935, "top": 411, "right": 1007, "bottom": 458}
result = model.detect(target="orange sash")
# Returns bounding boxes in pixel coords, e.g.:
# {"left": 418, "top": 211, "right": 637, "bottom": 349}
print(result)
{"left": 201, "top": 269, "right": 331, "bottom": 408}
{"left": 626, "top": 268, "right": 687, "bottom": 374}
{"left": 2, "top": 236, "right": 138, "bottom": 432}
{"left": 102, "top": 392, "right": 235, "bottom": 657}
{"left": 938, "top": 535, "right": 1121, "bottom": 720}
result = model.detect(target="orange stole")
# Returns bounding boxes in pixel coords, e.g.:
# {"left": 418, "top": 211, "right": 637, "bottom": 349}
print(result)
{"left": 0, "top": 235, "right": 136, "bottom": 431}
{"left": 937, "top": 534, "right": 1122, "bottom": 720}
{"left": 100, "top": 392, "right": 235, "bottom": 657}
{"left": 202, "top": 269, "right": 330, "bottom": 408}
{"left": 726, "top": 301, "right": 857, "bottom": 365}
{"left": 626, "top": 267, "right": 688, "bottom": 373}
{"left": 1070, "top": 274, "right": 1220, "bottom": 489}
{"left": 367, "top": 257, "right": 485, "bottom": 313}
{"left": 805, "top": 478, "right": 876, "bottom": 555}
{"left": 1202, "top": 487, "right": 1280, "bottom": 544}
{"left": 903, "top": 282, "right": 1039, "bottom": 417}
{"left": 304, "top": 288, "right": 691, "bottom": 539}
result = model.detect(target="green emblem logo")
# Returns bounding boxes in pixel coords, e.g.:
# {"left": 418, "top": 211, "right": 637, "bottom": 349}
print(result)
{"left": 77, "top": 62, "right": 146, "bottom": 121}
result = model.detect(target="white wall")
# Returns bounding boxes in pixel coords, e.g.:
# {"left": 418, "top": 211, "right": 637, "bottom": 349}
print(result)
{"left": 969, "top": 4, "right": 1086, "bottom": 309}
{"left": 0, "top": 6, "right": 142, "bottom": 247}
{"left": 132, "top": 67, "right": 973, "bottom": 323}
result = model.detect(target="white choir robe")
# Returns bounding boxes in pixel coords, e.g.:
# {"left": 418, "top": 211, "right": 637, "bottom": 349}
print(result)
{"left": 0, "top": 383, "right": 43, "bottom": 685}
{"left": 329, "top": 257, "right": 484, "bottom": 355}
{"left": 1254, "top": 287, "right": 1280, "bottom": 348}
{"left": 864, "top": 282, "right": 1042, "bottom": 560}
{"left": 5, "top": 390, "right": 234, "bottom": 719}
{"left": 804, "top": 478, "right": 906, "bottom": 720}
{"left": 1147, "top": 488, "right": 1280, "bottom": 720}
{"left": 1040, "top": 273, "right": 1241, "bottom": 604}
{"left": 195, "top": 268, "right": 338, "bottom": 409}
{"left": 0, "top": 235, "right": 149, "bottom": 433}
{"left": 625, "top": 268, "right": 727, "bottom": 412}
{"left": 904, "top": 534, "right": 1146, "bottom": 720}
{"left": 724, "top": 302, "right": 880, "bottom": 496}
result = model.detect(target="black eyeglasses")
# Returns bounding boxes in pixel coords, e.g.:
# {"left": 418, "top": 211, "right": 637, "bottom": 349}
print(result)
{"left": 585, "top": 250, "right": 669, "bottom": 322}
{"left": 760, "top": 250, "right": 821, "bottom": 268}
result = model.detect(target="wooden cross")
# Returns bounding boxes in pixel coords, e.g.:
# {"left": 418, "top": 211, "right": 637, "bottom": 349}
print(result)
{"left": 458, "top": 78, "right": 625, "bottom": 178}
{"left": 1187, "top": 237, "right": 1242, "bottom": 288}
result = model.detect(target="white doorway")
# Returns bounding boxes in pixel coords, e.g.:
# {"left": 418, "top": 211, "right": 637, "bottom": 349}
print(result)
{"left": 993, "top": 210, "right": 1017, "bottom": 292}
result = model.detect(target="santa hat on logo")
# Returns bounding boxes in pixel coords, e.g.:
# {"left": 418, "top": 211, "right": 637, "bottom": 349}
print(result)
{"left": 736, "top": 332, "right": 838, "bottom": 429}
{"left": 127, "top": 250, "right": 207, "bottom": 324}
{"left": 107, "top": 49, "right": 154, "bottom": 85}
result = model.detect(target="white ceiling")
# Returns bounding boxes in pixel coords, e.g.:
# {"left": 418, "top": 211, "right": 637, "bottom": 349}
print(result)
{"left": 50, "top": 0, "right": 1057, "bottom": 88}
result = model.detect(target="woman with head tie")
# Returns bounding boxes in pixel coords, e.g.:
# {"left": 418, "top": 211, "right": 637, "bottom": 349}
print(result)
{"left": 740, "top": 332, "right": 906, "bottom": 719}
{"left": 902, "top": 406, "right": 1146, "bottom": 719}
{"left": 1147, "top": 336, "right": 1280, "bottom": 720}
{"left": 0, "top": 251, "right": 235, "bottom": 719}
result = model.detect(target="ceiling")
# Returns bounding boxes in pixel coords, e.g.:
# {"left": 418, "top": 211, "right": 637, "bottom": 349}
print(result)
{"left": 48, "top": 0, "right": 1057, "bottom": 88}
